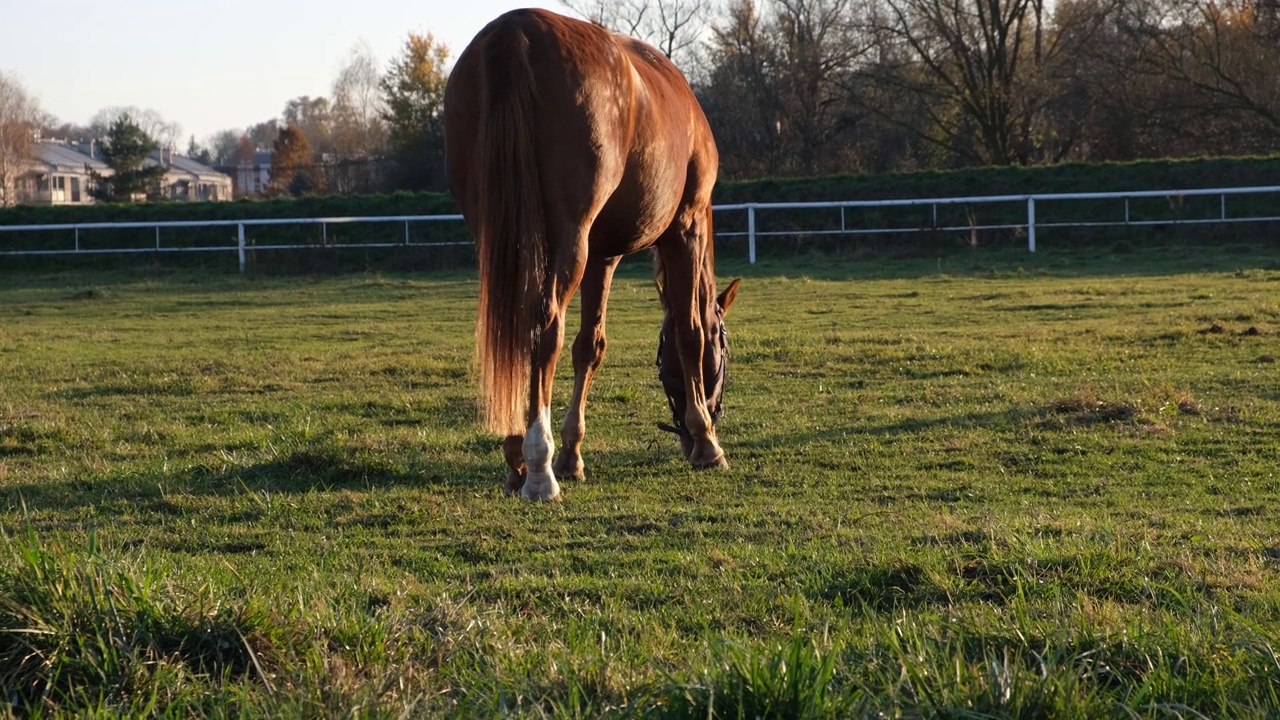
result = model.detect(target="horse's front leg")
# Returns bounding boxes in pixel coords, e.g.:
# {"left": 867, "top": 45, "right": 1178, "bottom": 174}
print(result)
{"left": 658, "top": 237, "right": 727, "bottom": 471}
{"left": 554, "top": 258, "right": 619, "bottom": 482}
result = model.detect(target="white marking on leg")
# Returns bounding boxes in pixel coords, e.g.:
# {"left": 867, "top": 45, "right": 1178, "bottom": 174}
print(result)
{"left": 522, "top": 405, "right": 560, "bottom": 501}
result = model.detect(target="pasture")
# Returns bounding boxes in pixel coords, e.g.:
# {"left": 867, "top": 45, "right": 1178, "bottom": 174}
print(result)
{"left": 1, "top": 243, "right": 1279, "bottom": 717}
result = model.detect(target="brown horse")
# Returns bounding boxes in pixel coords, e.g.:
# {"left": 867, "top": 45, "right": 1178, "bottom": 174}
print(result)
{"left": 445, "top": 8, "right": 740, "bottom": 501}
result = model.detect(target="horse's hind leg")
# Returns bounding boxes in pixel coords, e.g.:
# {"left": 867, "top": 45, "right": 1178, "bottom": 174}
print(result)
{"left": 554, "top": 256, "right": 621, "bottom": 482}
{"left": 519, "top": 233, "right": 588, "bottom": 501}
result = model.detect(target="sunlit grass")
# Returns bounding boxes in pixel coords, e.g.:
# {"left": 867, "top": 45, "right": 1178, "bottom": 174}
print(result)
{"left": 1, "top": 243, "right": 1279, "bottom": 716}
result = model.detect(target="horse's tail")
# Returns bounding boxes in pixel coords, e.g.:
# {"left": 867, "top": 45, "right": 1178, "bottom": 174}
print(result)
{"left": 474, "top": 21, "right": 545, "bottom": 436}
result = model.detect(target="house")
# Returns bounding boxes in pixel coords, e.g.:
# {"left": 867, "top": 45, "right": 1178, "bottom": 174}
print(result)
{"left": 14, "top": 140, "right": 234, "bottom": 205}
{"left": 148, "top": 149, "right": 233, "bottom": 201}
{"left": 219, "top": 151, "right": 273, "bottom": 197}
{"left": 15, "top": 140, "right": 110, "bottom": 205}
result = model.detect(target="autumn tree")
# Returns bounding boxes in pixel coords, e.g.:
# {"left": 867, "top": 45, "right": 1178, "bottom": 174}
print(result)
{"left": 0, "top": 71, "right": 43, "bottom": 207}
{"left": 283, "top": 96, "right": 334, "bottom": 156}
{"left": 89, "top": 114, "right": 167, "bottom": 202}
{"left": 380, "top": 31, "right": 450, "bottom": 190}
{"left": 270, "top": 124, "right": 319, "bottom": 195}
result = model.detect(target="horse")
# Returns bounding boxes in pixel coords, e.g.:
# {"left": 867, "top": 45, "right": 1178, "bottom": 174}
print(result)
{"left": 444, "top": 8, "right": 740, "bottom": 501}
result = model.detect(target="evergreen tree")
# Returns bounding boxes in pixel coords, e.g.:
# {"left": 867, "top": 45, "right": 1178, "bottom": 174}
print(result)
{"left": 90, "top": 114, "right": 166, "bottom": 202}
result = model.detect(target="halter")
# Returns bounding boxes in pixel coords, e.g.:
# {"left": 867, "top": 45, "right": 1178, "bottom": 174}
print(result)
{"left": 656, "top": 307, "right": 728, "bottom": 439}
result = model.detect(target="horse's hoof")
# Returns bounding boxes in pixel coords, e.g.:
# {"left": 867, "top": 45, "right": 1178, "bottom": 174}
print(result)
{"left": 692, "top": 453, "right": 728, "bottom": 470}
{"left": 521, "top": 472, "right": 562, "bottom": 502}
{"left": 552, "top": 453, "right": 586, "bottom": 482}
{"left": 504, "top": 469, "right": 527, "bottom": 495}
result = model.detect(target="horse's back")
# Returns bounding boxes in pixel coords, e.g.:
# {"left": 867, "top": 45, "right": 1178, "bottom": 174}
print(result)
{"left": 445, "top": 9, "right": 716, "bottom": 255}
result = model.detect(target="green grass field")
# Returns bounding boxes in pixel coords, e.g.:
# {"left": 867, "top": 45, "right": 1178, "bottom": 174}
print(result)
{"left": 1, "top": 242, "right": 1279, "bottom": 717}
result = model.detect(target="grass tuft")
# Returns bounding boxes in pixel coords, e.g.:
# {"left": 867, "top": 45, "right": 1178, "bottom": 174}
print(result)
{"left": 658, "top": 636, "right": 860, "bottom": 720}
{"left": 0, "top": 531, "right": 296, "bottom": 712}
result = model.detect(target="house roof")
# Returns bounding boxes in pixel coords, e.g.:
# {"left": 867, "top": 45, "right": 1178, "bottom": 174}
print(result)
{"left": 33, "top": 142, "right": 109, "bottom": 172}
{"left": 147, "top": 150, "right": 232, "bottom": 182}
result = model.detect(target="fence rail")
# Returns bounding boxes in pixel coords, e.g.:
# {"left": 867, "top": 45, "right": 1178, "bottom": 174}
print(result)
{"left": 3, "top": 185, "right": 1279, "bottom": 270}
{"left": 713, "top": 184, "right": 1280, "bottom": 263}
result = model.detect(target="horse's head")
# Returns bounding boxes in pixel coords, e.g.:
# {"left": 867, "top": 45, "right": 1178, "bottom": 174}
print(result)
{"left": 656, "top": 279, "right": 741, "bottom": 456}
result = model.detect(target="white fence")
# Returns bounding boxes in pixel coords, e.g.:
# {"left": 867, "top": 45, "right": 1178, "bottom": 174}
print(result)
{"left": 2, "top": 185, "right": 1278, "bottom": 270}
{"left": 715, "top": 184, "right": 1280, "bottom": 263}
{"left": 0, "top": 215, "right": 469, "bottom": 273}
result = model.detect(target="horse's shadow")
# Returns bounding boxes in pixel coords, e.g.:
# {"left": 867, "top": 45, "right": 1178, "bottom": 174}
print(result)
{"left": 1, "top": 441, "right": 503, "bottom": 520}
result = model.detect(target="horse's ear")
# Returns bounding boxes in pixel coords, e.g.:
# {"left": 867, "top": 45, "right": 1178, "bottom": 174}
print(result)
{"left": 717, "top": 278, "right": 741, "bottom": 316}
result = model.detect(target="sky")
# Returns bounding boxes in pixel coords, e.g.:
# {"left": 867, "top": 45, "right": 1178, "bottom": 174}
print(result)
{"left": 0, "top": 0, "right": 563, "bottom": 145}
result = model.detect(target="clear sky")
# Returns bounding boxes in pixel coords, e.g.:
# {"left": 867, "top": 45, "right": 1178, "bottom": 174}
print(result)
{"left": 0, "top": 0, "right": 563, "bottom": 144}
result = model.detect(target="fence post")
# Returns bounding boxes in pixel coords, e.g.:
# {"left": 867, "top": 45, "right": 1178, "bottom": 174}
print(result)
{"left": 1027, "top": 197, "right": 1037, "bottom": 253}
{"left": 237, "top": 223, "right": 246, "bottom": 274}
{"left": 748, "top": 205, "right": 757, "bottom": 264}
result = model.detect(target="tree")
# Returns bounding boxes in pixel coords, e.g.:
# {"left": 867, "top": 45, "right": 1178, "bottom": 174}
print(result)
{"left": 331, "top": 42, "right": 388, "bottom": 158}
{"left": 270, "top": 124, "right": 319, "bottom": 195}
{"left": 244, "top": 120, "right": 280, "bottom": 152}
{"left": 0, "top": 71, "right": 43, "bottom": 207}
{"left": 700, "top": 0, "right": 873, "bottom": 177}
{"left": 89, "top": 114, "right": 167, "bottom": 202}
{"left": 206, "top": 129, "right": 245, "bottom": 167}
{"left": 89, "top": 106, "right": 182, "bottom": 151}
{"left": 186, "top": 135, "right": 212, "bottom": 166}
{"left": 561, "top": 0, "right": 712, "bottom": 72}
{"left": 1123, "top": 0, "right": 1280, "bottom": 154}
{"left": 701, "top": 0, "right": 786, "bottom": 178}
{"left": 380, "top": 31, "right": 450, "bottom": 190}
{"left": 282, "top": 96, "right": 334, "bottom": 156}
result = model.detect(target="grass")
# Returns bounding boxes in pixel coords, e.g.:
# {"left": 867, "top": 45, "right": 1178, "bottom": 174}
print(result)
{"left": 1, "top": 241, "right": 1279, "bottom": 716}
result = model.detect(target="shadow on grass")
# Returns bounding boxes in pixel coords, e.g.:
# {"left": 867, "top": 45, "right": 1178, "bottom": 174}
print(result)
{"left": 0, "top": 441, "right": 504, "bottom": 516}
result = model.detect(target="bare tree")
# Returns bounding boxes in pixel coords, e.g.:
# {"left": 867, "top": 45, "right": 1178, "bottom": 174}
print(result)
{"left": 0, "top": 72, "right": 44, "bottom": 207}
{"left": 862, "top": 0, "right": 1109, "bottom": 165}
{"left": 561, "top": 0, "right": 712, "bottom": 71}
{"left": 88, "top": 106, "right": 182, "bottom": 150}
{"left": 205, "top": 129, "right": 245, "bottom": 167}
{"left": 700, "top": 0, "right": 873, "bottom": 176}
{"left": 773, "top": 0, "right": 873, "bottom": 172}
{"left": 331, "top": 42, "right": 388, "bottom": 158}
{"left": 1122, "top": 0, "right": 1280, "bottom": 153}
{"left": 701, "top": 0, "right": 785, "bottom": 177}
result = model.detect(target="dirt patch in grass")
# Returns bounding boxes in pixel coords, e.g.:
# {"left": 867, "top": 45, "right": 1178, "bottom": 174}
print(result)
{"left": 1046, "top": 390, "right": 1139, "bottom": 426}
